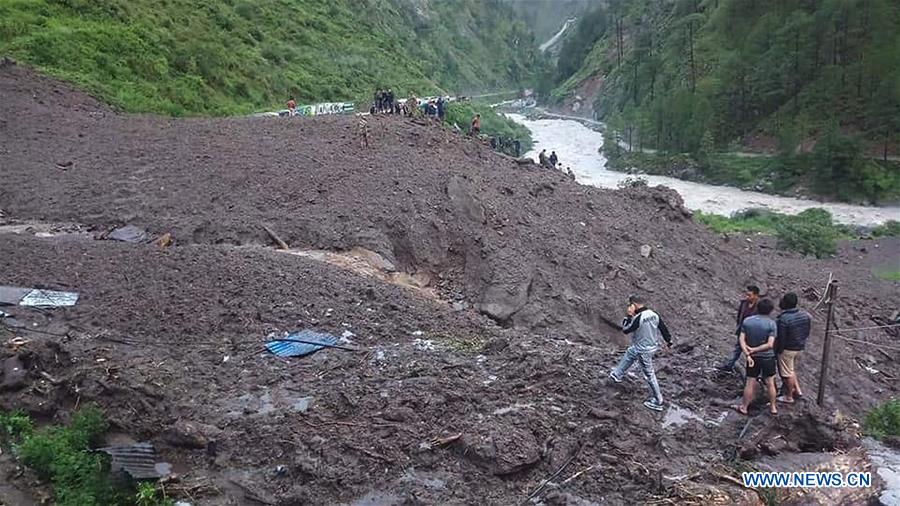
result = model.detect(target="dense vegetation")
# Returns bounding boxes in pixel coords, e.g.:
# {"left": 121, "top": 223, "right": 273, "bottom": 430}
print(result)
{"left": 694, "top": 208, "right": 899, "bottom": 258}
{"left": 0, "top": 0, "right": 539, "bottom": 115}
{"left": 550, "top": 0, "right": 900, "bottom": 203}
{"left": 865, "top": 399, "right": 900, "bottom": 440}
{"left": 0, "top": 407, "right": 172, "bottom": 505}
{"left": 444, "top": 101, "right": 533, "bottom": 155}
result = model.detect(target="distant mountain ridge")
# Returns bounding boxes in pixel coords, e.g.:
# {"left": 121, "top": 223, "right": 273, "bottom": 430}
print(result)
{"left": 0, "top": 0, "right": 540, "bottom": 115}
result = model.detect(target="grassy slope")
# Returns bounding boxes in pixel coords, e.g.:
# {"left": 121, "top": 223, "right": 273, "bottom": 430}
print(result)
{"left": 0, "top": 0, "right": 538, "bottom": 115}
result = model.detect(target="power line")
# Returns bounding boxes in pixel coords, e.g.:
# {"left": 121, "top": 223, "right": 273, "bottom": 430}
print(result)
{"left": 835, "top": 335, "right": 900, "bottom": 352}
{"left": 829, "top": 323, "right": 900, "bottom": 334}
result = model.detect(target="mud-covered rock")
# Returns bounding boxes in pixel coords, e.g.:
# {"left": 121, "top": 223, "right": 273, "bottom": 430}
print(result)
{"left": 1, "top": 356, "right": 27, "bottom": 391}
{"left": 164, "top": 419, "right": 222, "bottom": 449}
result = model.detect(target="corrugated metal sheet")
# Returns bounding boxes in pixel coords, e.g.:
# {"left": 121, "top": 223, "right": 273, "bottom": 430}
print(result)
{"left": 19, "top": 288, "right": 79, "bottom": 307}
{"left": 97, "top": 442, "right": 171, "bottom": 479}
{"left": 265, "top": 330, "right": 338, "bottom": 358}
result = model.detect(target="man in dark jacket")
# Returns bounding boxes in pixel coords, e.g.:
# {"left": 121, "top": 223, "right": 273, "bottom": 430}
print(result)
{"left": 776, "top": 292, "right": 811, "bottom": 403}
{"left": 717, "top": 285, "right": 760, "bottom": 372}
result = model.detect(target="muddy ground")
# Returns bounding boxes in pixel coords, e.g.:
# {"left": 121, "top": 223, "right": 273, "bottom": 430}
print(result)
{"left": 1, "top": 64, "right": 899, "bottom": 505}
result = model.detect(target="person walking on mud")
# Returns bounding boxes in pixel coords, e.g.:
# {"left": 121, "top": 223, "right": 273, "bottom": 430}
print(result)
{"left": 736, "top": 298, "right": 778, "bottom": 416}
{"left": 775, "top": 292, "right": 811, "bottom": 404}
{"left": 717, "top": 285, "right": 760, "bottom": 372}
{"left": 609, "top": 295, "right": 673, "bottom": 411}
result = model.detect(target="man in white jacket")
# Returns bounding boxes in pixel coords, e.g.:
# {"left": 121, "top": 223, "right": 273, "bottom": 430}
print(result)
{"left": 609, "top": 295, "right": 673, "bottom": 411}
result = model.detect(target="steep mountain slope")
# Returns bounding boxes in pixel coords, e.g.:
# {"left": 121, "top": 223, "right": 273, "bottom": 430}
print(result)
{"left": 2, "top": 63, "right": 898, "bottom": 505}
{"left": 505, "top": 0, "right": 594, "bottom": 43}
{"left": 551, "top": 0, "right": 900, "bottom": 153}
{"left": 0, "top": 0, "right": 538, "bottom": 115}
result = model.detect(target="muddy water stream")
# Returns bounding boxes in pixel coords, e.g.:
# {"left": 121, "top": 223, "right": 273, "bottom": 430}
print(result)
{"left": 506, "top": 114, "right": 899, "bottom": 227}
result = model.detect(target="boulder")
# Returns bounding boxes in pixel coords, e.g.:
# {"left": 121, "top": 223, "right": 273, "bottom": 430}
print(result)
{"left": 164, "top": 419, "right": 222, "bottom": 449}
{"left": 1, "top": 355, "right": 27, "bottom": 391}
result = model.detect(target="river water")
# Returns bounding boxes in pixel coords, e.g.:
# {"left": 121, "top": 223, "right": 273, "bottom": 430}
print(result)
{"left": 506, "top": 114, "right": 899, "bottom": 227}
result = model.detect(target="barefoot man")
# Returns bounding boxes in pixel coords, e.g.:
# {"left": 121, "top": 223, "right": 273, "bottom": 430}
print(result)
{"left": 737, "top": 298, "right": 778, "bottom": 415}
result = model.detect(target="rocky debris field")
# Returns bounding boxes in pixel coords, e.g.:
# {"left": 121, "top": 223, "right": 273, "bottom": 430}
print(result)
{"left": 1, "top": 64, "right": 899, "bottom": 505}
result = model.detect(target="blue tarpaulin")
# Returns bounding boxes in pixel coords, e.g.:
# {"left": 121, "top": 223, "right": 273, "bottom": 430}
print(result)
{"left": 265, "top": 330, "right": 338, "bottom": 358}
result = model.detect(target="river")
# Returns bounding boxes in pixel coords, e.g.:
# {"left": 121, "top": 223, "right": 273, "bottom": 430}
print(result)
{"left": 505, "top": 114, "right": 899, "bottom": 227}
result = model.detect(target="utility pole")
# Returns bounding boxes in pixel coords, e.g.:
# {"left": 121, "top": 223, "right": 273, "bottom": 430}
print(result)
{"left": 817, "top": 280, "right": 838, "bottom": 406}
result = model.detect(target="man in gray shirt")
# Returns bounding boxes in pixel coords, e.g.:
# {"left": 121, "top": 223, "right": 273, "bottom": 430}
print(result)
{"left": 736, "top": 298, "right": 778, "bottom": 416}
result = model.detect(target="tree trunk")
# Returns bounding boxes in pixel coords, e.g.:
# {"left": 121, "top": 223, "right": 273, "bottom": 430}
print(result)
{"left": 689, "top": 22, "right": 696, "bottom": 93}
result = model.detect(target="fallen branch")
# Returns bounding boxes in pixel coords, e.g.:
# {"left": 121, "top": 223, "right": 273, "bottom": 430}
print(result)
{"left": 262, "top": 225, "right": 289, "bottom": 250}
{"left": 712, "top": 472, "right": 744, "bottom": 488}
{"left": 519, "top": 446, "right": 582, "bottom": 505}
{"left": 560, "top": 464, "right": 599, "bottom": 485}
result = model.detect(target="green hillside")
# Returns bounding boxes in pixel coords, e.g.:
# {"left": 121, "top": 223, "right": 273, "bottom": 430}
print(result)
{"left": 549, "top": 0, "right": 900, "bottom": 203}
{"left": 0, "top": 0, "right": 539, "bottom": 115}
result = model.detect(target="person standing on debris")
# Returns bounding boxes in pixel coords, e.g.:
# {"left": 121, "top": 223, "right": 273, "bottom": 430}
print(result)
{"left": 775, "top": 292, "right": 811, "bottom": 404}
{"left": 549, "top": 150, "right": 559, "bottom": 167}
{"left": 357, "top": 114, "right": 370, "bottom": 148}
{"left": 287, "top": 96, "right": 297, "bottom": 117}
{"left": 386, "top": 88, "right": 395, "bottom": 113}
{"left": 539, "top": 149, "right": 549, "bottom": 167}
{"left": 514, "top": 139, "right": 521, "bottom": 157}
{"left": 736, "top": 298, "right": 778, "bottom": 416}
{"left": 374, "top": 89, "right": 382, "bottom": 113}
{"left": 437, "top": 96, "right": 446, "bottom": 122}
{"left": 717, "top": 285, "right": 761, "bottom": 372}
{"left": 609, "top": 295, "right": 673, "bottom": 412}
{"left": 470, "top": 113, "right": 481, "bottom": 136}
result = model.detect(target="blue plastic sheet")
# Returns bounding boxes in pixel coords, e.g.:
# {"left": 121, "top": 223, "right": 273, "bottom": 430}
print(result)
{"left": 265, "top": 330, "right": 338, "bottom": 358}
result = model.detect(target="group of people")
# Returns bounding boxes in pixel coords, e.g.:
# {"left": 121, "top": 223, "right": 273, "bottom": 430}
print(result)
{"left": 539, "top": 149, "right": 576, "bottom": 180}
{"left": 609, "top": 286, "right": 811, "bottom": 415}
{"left": 368, "top": 89, "right": 448, "bottom": 121}
{"left": 720, "top": 286, "right": 812, "bottom": 416}
{"left": 372, "top": 89, "right": 396, "bottom": 114}
{"left": 489, "top": 137, "right": 522, "bottom": 157}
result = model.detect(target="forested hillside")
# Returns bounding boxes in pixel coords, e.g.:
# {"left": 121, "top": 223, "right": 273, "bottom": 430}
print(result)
{"left": 505, "top": 0, "right": 593, "bottom": 43}
{"left": 549, "top": 0, "right": 900, "bottom": 203}
{"left": 0, "top": 0, "right": 538, "bottom": 115}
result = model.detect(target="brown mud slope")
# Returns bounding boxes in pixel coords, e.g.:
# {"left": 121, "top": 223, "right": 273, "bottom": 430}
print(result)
{"left": 2, "top": 64, "right": 899, "bottom": 504}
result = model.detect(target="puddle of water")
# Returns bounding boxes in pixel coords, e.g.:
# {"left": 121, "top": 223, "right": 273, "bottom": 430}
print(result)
{"left": 401, "top": 468, "right": 447, "bottom": 490}
{"left": 662, "top": 404, "right": 729, "bottom": 429}
{"left": 223, "top": 388, "right": 314, "bottom": 418}
{"left": 865, "top": 437, "right": 900, "bottom": 505}
{"left": 348, "top": 491, "right": 403, "bottom": 506}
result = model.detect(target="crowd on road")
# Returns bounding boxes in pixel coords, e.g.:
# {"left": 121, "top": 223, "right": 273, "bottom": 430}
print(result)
{"left": 368, "top": 88, "right": 448, "bottom": 122}
{"left": 610, "top": 286, "right": 812, "bottom": 416}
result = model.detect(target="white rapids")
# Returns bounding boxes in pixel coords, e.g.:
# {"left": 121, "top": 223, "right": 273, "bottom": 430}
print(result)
{"left": 506, "top": 113, "right": 900, "bottom": 226}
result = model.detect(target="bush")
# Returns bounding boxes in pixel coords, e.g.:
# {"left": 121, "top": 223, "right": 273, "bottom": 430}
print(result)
{"left": 864, "top": 399, "right": 900, "bottom": 440}
{"left": 617, "top": 176, "right": 649, "bottom": 189}
{"left": 871, "top": 220, "right": 900, "bottom": 238}
{"left": 443, "top": 101, "right": 533, "bottom": 154}
{"left": 774, "top": 209, "right": 839, "bottom": 258}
